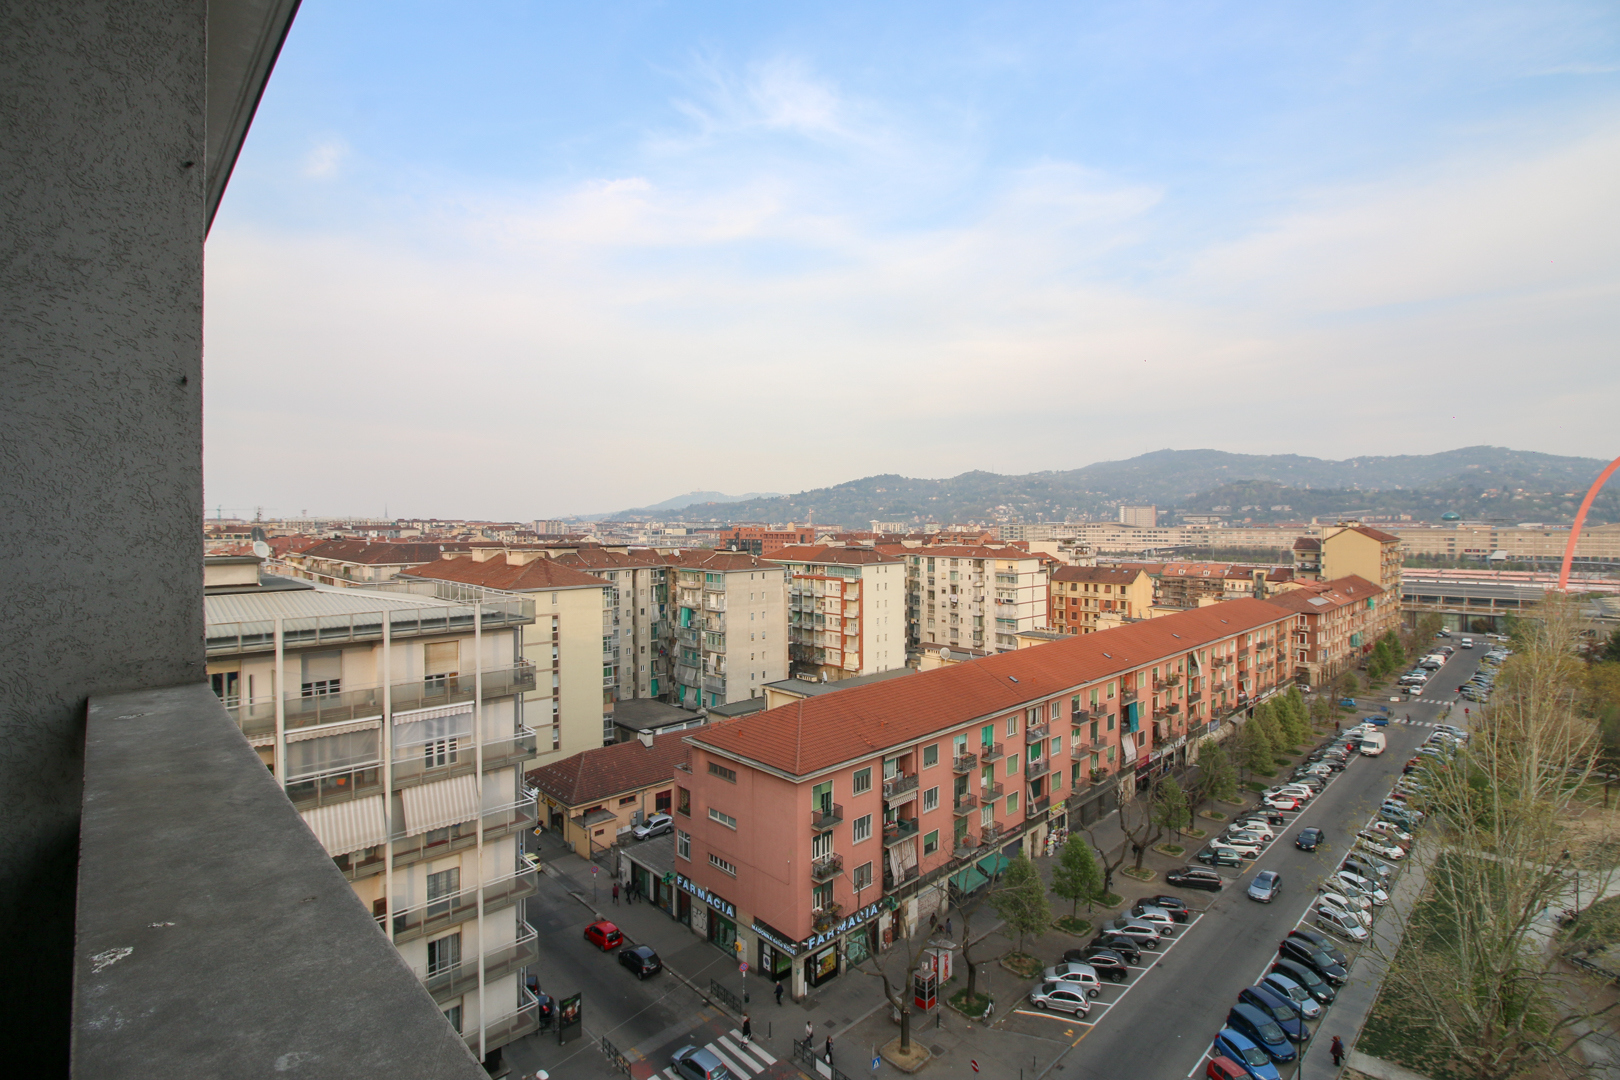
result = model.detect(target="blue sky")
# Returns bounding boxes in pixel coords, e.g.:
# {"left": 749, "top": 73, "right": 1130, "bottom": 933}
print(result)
{"left": 204, "top": 1, "right": 1620, "bottom": 519}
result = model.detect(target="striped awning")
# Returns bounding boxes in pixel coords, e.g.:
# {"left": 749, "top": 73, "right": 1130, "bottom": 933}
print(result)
{"left": 392, "top": 703, "right": 473, "bottom": 726}
{"left": 285, "top": 718, "right": 380, "bottom": 744}
{"left": 300, "top": 796, "right": 387, "bottom": 856}
{"left": 400, "top": 773, "right": 480, "bottom": 834}
{"left": 1121, "top": 736, "right": 1138, "bottom": 764}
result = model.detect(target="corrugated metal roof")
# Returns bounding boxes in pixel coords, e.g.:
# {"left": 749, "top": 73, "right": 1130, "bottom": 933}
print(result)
{"left": 204, "top": 585, "right": 458, "bottom": 626}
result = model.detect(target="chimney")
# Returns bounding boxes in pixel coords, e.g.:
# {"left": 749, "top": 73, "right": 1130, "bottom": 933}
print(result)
{"left": 638, "top": 730, "right": 653, "bottom": 749}
{"left": 507, "top": 549, "right": 545, "bottom": 566}
{"left": 471, "top": 547, "right": 501, "bottom": 563}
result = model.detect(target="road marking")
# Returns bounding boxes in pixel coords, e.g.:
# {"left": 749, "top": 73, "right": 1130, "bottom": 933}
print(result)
{"left": 727, "top": 1031, "right": 776, "bottom": 1064}
{"left": 1013, "top": 1008, "right": 1092, "bottom": 1022}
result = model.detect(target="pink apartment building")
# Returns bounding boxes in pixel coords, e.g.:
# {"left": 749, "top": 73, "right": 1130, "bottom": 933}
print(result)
{"left": 657, "top": 598, "right": 1292, "bottom": 998}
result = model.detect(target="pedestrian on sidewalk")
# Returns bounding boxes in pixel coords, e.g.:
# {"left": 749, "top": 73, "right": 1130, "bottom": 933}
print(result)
{"left": 775, "top": 980, "right": 784, "bottom": 1006}
{"left": 742, "top": 1014, "right": 751, "bottom": 1046}
{"left": 824, "top": 1035, "right": 834, "bottom": 1065}
{"left": 945, "top": 917, "right": 952, "bottom": 939}
{"left": 1330, "top": 1035, "right": 1344, "bottom": 1067}
{"left": 611, "top": 881, "right": 619, "bottom": 905}
{"left": 804, "top": 1020, "right": 813, "bottom": 1049}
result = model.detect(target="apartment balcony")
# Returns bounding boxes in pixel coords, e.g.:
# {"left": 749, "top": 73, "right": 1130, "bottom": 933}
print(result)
{"left": 77, "top": 685, "right": 492, "bottom": 1080}
{"left": 882, "top": 864, "right": 919, "bottom": 890}
{"left": 1187, "top": 690, "right": 1203, "bottom": 704}
{"left": 882, "top": 772, "right": 919, "bottom": 801}
{"left": 677, "top": 627, "right": 700, "bottom": 648}
{"left": 1025, "top": 722, "right": 1049, "bottom": 743}
{"left": 1120, "top": 688, "right": 1139, "bottom": 704}
{"left": 952, "top": 750, "right": 979, "bottom": 773}
{"left": 882, "top": 818, "right": 920, "bottom": 847}
{"left": 205, "top": 593, "right": 536, "bottom": 657}
{"left": 1070, "top": 706, "right": 1094, "bottom": 723}
{"left": 811, "top": 802, "right": 843, "bottom": 831}
{"left": 1025, "top": 758, "right": 1050, "bottom": 781}
{"left": 811, "top": 904, "right": 843, "bottom": 932}
{"left": 702, "top": 675, "right": 726, "bottom": 694}
{"left": 952, "top": 791, "right": 979, "bottom": 816}
{"left": 1030, "top": 795, "right": 1051, "bottom": 816}
{"left": 810, "top": 853, "right": 843, "bottom": 883}
{"left": 980, "top": 822, "right": 1006, "bottom": 845}
{"left": 469, "top": 987, "right": 543, "bottom": 1057}
{"left": 978, "top": 742, "right": 1005, "bottom": 763}
{"left": 952, "top": 837, "right": 981, "bottom": 861}
{"left": 256, "top": 663, "right": 537, "bottom": 737}
{"left": 423, "top": 921, "right": 540, "bottom": 1004}
{"left": 980, "top": 781, "right": 1005, "bottom": 801}
{"left": 386, "top": 862, "right": 539, "bottom": 945}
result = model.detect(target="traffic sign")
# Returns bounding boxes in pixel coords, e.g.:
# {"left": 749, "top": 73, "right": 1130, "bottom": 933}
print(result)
{"left": 739, "top": 961, "right": 749, "bottom": 975}
{"left": 872, "top": 1056, "right": 881, "bottom": 1071}
{"left": 971, "top": 1061, "right": 980, "bottom": 1073}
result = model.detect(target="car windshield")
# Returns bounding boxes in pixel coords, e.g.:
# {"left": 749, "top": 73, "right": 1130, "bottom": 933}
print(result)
{"left": 1259, "top": 1021, "right": 1285, "bottom": 1043}
{"left": 1241, "top": 1043, "right": 1271, "bottom": 1066}
{"left": 1266, "top": 1003, "right": 1292, "bottom": 1021}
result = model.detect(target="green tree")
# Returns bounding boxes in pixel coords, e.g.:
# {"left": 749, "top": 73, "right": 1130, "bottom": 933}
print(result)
{"left": 1050, "top": 834, "right": 1104, "bottom": 917}
{"left": 1240, "top": 718, "right": 1274, "bottom": 777}
{"left": 1255, "top": 700, "right": 1287, "bottom": 751}
{"left": 1152, "top": 775, "right": 1191, "bottom": 841}
{"left": 1196, "top": 742, "right": 1239, "bottom": 806}
{"left": 1284, "top": 687, "right": 1311, "bottom": 745}
{"left": 990, "top": 853, "right": 1052, "bottom": 956}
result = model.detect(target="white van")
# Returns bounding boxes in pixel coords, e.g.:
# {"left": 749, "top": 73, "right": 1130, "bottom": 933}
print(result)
{"left": 1360, "top": 732, "right": 1386, "bottom": 756}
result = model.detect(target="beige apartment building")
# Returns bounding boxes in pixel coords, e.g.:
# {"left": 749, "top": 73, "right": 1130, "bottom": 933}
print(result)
{"left": 669, "top": 550, "right": 789, "bottom": 709}
{"left": 891, "top": 545, "right": 1050, "bottom": 653}
{"left": 1392, "top": 522, "right": 1620, "bottom": 570}
{"left": 202, "top": 558, "right": 541, "bottom": 1058}
{"left": 766, "top": 544, "right": 907, "bottom": 681}
{"left": 551, "top": 548, "right": 675, "bottom": 703}
{"left": 1048, "top": 566, "right": 1155, "bottom": 633}
{"left": 397, "top": 552, "right": 614, "bottom": 761}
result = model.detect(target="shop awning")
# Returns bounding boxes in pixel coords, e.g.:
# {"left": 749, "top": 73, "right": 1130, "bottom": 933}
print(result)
{"left": 949, "top": 852, "right": 1011, "bottom": 895}
{"left": 300, "top": 795, "right": 387, "bottom": 856}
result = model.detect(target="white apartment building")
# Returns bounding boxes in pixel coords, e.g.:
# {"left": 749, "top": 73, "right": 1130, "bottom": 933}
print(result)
{"left": 894, "top": 545, "right": 1050, "bottom": 653}
{"left": 202, "top": 557, "right": 541, "bottom": 1059}
{"left": 669, "top": 550, "right": 788, "bottom": 708}
{"left": 765, "top": 544, "right": 907, "bottom": 681}
{"left": 398, "top": 553, "right": 613, "bottom": 759}
{"left": 551, "top": 548, "right": 674, "bottom": 703}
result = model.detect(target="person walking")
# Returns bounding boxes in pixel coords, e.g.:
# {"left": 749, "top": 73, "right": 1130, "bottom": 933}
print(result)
{"left": 824, "top": 1035, "right": 834, "bottom": 1065}
{"left": 775, "top": 980, "right": 784, "bottom": 1006}
{"left": 804, "top": 1020, "right": 813, "bottom": 1052}
{"left": 611, "top": 881, "right": 619, "bottom": 906}
{"left": 945, "top": 917, "right": 953, "bottom": 940}
{"left": 741, "top": 1014, "right": 751, "bottom": 1046}
{"left": 1330, "top": 1035, "right": 1345, "bottom": 1067}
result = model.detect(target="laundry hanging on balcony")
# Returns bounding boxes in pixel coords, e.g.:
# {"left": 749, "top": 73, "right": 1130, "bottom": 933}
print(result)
{"left": 300, "top": 795, "right": 387, "bottom": 856}
{"left": 400, "top": 772, "right": 480, "bottom": 834}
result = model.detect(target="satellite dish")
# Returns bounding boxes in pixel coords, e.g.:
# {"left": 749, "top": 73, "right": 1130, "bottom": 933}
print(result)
{"left": 938, "top": 647, "right": 951, "bottom": 661}
{"left": 252, "top": 540, "right": 271, "bottom": 559}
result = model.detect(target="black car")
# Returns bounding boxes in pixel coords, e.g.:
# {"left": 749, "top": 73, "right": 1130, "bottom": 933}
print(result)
{"left": 1286, "top": 928, "right": 1348, "bottom": 967}
{"left": 1271, "top": 958, "right": 1336, "bottom": 1004}
{"left": 1081, "top": 934, "right": 1142, "bottom": 964}
{"left": 1277, "top": 938, "right": 1347, "bottom": 986}
{"left": 618, "top": 945, "right": 662, "bottom": 979}
{"left": 1072, "top": 948, "right": 1130, "bottom": 982}
{"left": 1295, "top": 827, "right": 1324, "bottom": 851}
{"left": 1166, "top": 866, "right": 1225, "bottom": 891}
{"left": 1133, "top": 896, "right": 1190, "bottom": 923}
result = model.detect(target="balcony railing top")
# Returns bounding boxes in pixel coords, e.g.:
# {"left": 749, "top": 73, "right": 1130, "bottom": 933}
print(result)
{"left": 207, "top": 592, "right": 535, "bottom": 656}
{"left": 952, "top": 751, "right": 979, "bottom": 773}
{"left": 882, "top": 818, "right": 920, "bottom": 846}
{"left": 1025, "top": 723, "right": 1049, "bottom": 742}
{"left": 978, "top": 741, "right": 1005, "bottom": 762}
{"left": 952, "top": 791, "right": 979, "bottom": 814}
{"left": 882, "top": 772, "right": 919, "bottom": 799}
{"left": 810, "top": 853, "right": 843, "bottom": 881}
{"left": 811, "top": 802, "right": 843, "bottom": 831}
{"left": 1025, "top": 758, "right": 1051, "bottom": 779}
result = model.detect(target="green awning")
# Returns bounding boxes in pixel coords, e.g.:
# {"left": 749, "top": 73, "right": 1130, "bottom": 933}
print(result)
{"left": 949, "top": 852, "right": 1011, "bottom": 895}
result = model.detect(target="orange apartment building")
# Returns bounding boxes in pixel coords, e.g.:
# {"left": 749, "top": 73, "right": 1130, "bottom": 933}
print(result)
{"left": 644, "top": 599, "right": 1291, "bottom": 998}
{"left": 1264, "top": 574, "right": 1386, "bottom": 687}
{"left": 718, "top": 524, "right": 819, "bottom": 556}
{"left": 1048, "top": 566, "right": 1154, "bottom": 633}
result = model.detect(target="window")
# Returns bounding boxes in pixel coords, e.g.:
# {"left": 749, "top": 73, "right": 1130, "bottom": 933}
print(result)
{"left": 1007, "top": 753, "right": 1019, "bottom": 776}
{"left": 677, "top": 786, "right": 690, "bottom": 815}
{"left": 710, "top": 853, "right": 737, "bottom": 876}
{"left": 1050, "top": 701, "right": 1061, "bottom": 721}
{"left": 980, "top": 724, "right": 995, "bottom": 747}
{"left": 923, "top": 830, "right": 939, "bottom": 856}
{"left": 1051, "top": 736, "right": 1062, "bottom": 757}
{"left": 708, "top": 807, "right": 737, "bottom": 830}
{"left": 1006, "top": 790, "right": 1019, "bottom": 815}
{"left": 426, "top": 867, "right": 460, "bottom": 919}
{"left": 655, "top": 789, "right": 671, "bottom": 813}
{"left": 676, "top": 830, "right": 690, "bottom": 860}
{"left": 812, "top": 881, "right": 833, "bottom": 908}
{"left": 853, "top": 814, "right": 873, "bottom": 843}
{"left": 1005, "top": 715, "right": 1018, "bottom": 736}
{"left": 923, "top": 787, "right": 939, "bottom": 812}
{"left": 427, "top": 932, "right": 461, "bottom": 977}
{"left": 922, "top": 743, "right": 939, "bottom": 768}
{"left": 443, "top": 1004, "right": 462, "bottom": 1034}
{"left": 852, "top": 767, "right": 872, "bottom": 795}
{"left": 708, "top": 761, "right": 737, "bottom": 783}
{"left": 853, "top": 861, "right": 873, "bottom": 890}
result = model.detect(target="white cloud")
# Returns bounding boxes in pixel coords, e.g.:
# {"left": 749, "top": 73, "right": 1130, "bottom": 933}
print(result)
{"left": 301, "top": 137, "right": 349, "bottom": 178}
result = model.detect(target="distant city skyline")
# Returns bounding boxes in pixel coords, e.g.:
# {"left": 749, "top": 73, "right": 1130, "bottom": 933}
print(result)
{"left": 204, "top": 2, "right": 1620, "bottom": 518}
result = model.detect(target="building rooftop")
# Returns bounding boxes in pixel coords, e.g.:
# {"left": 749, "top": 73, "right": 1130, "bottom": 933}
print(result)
{"left": 527, "top": 729, "right": 691, "bottom": 807}
{"left": 400, "top": 553, "right": 610, "bottom": 592}
{"left": 1264, "top": 575, "right": 1382, "bottom": 614}
{"left": 612, "top": 697, "right": 700, "bottom": 733}
{"left": 668, "top": 549, "right": 786, "bottom": 572}
{"left": 1342, "top": 525, "right": 1401, "bottom": 544}
{"left": 294, "top": 539, "right": 470, "bottom": 565}
{"left": 764, "top": 666, "right": 917, "bottom": 698}
{"left": 765, "top": 544, "right": 905, "bottom": 566}
{"left": 1050, "top": 566, "right": 1146, "bottom": 585}
{"left": 689, "top": 598, "right": 1292, "bottom": 778}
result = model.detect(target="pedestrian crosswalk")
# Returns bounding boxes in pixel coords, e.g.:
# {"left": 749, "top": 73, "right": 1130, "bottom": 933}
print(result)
{"left": 652, "top": 1029, "right": 778, "bottom": 1080}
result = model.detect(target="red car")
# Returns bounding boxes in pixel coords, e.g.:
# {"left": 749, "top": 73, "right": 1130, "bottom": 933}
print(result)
{"left": 1207, "top": 1055, "right": 1247, "bottom": 1080}
{"left": 584, "top": 919, "right": 624, "bottom": 951}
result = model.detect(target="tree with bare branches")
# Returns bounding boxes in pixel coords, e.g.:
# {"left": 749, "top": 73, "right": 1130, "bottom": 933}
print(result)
{"left": 854, "top": 904, "right": 926, "bottom": 1053}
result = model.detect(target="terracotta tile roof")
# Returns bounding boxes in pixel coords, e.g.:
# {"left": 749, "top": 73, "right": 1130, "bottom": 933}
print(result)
{"left": 400, "top": 554, "right": 609, "bottom": 591}
{"left": 526, "top": 730, "right": 691, "bottom": 806}
{"left": 1346, "top": 525, "right": 1401, "bottom": 544}
{"left": 688, "top": 598, "right": 1292, "bottom": 777}
{"left": 765, "top": 544, "right": 905, "bottom": 566}
{"left": 1292, "top": 537, "right": 1322, "bottom": 552}
{"left": 874, "top": 544, "right": 1042, "bottom": 561}
{"left": 268, "top": 535, "right": 321, "bottom": 555}
{"left": 1263, "top": 575, "right": 1382, "bottom": 614}
{"left": 553, "top": 548, "right": 676, "bottom": 571}
{"left": 668, "top": 549, "right": 786, "bottom": 572}
{"left": 296, "top": 539, "right": 470, "bottom": 565}
{"left": 1050, "top": 566, "right": 1146, "bottom": 585}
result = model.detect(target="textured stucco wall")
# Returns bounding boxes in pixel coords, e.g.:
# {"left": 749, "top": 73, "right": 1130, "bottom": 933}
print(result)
{"left": 0, "top": 3, "right": 207, "bottom": 1072}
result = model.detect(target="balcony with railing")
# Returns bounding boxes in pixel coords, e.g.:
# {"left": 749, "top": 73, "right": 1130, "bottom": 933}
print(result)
{"left": 1030, "top": 794, "right": 1051, "bottom": 815}
{"left": 980, "top": 822, "right": 1005, "bottom": 844}
{"left": 205, "top": 592, "right": 536, "bottom": 657}
{"left": 423, "top": 921, "right": 540, "bottom": 1004}
{"left": 882, "top": 818, "right": 920, "bottom": 847}
{"left": 811, "top": 802, "right": 843, "bottom": 831}
{"left": 952, "top": 750, "right": 979, "bottom": 773}
{"left": 812, "top": 903, "right": 843, "bottom": 931}
{"left": 980, "top": 780, "right": 1005, "bottom": 801}
{"left": 1025, "top": 758, "right": 1050, "bottom": 780}
{"left": 882, "top": 772, "right": 919, "bottom": 801}
{"left": 1121, "top": 687, "right": 1139, "bottom": 704}
{"left": 385, "top": 861, "right": 540, "bottom": 945}
{"left": 1025, "top": 722, "right": 1049, "bottom": 742}
{"left": 469, "top": 986, "right": 543, "bottom": 1056}
{"left": 883, "top": 863, "right": 919, "bottom": 890}
{"left": 978, "top": 741, "right": 1005, "bottom": 762}
{"left": 952, "top": 791, "right": 979, "bottom": 815}
{"left": 810, "top": 853, "right": 843, "bottom": 882}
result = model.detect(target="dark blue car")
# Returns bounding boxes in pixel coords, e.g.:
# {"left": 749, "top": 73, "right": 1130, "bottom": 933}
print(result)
{"left": 1238, "top": 985, "right": 1311, "bottom": 1043}
{"left": 1211, "top": 1029, "right": 1281, "bottom": 1080}
{"left": 1226, "top": 1002, "right": 1297, "bottom": 1063}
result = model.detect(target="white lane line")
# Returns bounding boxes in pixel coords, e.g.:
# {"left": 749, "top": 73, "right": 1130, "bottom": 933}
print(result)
{"left": 1013, "top": 1008, "right": 1093, "bottom": 1022}
{"left": 726, "top": 1031, "right": 776, "bottom": 1065}
{"left": 705, "top": 1041, "right": 756, "bottom": 1078}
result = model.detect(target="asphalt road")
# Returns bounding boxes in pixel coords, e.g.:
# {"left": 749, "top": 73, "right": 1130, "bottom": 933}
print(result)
{"left": 1021, "top": 641, "right": 1490, "bottom": 1080}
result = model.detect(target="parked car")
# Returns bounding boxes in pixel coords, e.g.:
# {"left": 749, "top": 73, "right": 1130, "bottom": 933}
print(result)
{"left": 1342, "top": 855, "right": 1392, "bottom": 881}
{"left": 1217, "top": 837, "right": 1262, "bottom": 859}
{"left": 671, "top": 1045, "right": 731, "bottom": 1080}
{"left": 1278, "top": 938, "right": 1347, "bottom": 985}
{"left": 1198, "top": 845, "right": 1245, "bottom": 867}
{"left": 618, "top": 945, "right": 662, "bottom": 979}
{"left": 1461, "top": 637, "right": 1474, "bottom": 649}
{"left": 1101, "top": 918, "right": 1164, "bottom": 947}
{"left": 1128, "top": 906, "right": 1178, "bottom": 935}
{"left": 1263, "top": 795, "right": 1301, "bottom": 812}
{"left": 1207, "top": 1057, "right": 1249, "bottom": 1080}
{"left": 1271, "top": 958, "right": 1336, "bottom": 1004}
{"left": 1295, "top": 827, "right": 1325, "bottom": 851}
{"left": 1227, "top": 1002, "right": 1297, "bottom": 1064}
{"left": 1041, "top": 962, "right": 1103, "bottom": 996}
{"left": 1314, "top": 905, "right": 1371, "bottom": 943}
{"left": 1223, "top": 830, "right": 1268, "bottom": 849}
{"left": 1079, "top": 934, "right": 1142, "bottom": 964}
{"left": 1029, "top": 981, "right": 1093, "bottom": 1016}
{"left": 1261, "top": 972, "right": 1323, "bottom": 1019}
{"left": 1074, "top": 948, "right": 1130, "bottom": 982}
{"left": 1239, "top": 984, "right": 1312, "bottom": 1044}
{"left": 1247, "top": 870, "right": 1282, "bottom": 903}
{"left": 1230, "top": 821, "right": 1276, "bottom": 841}
{"left": 1137, "top": 895, "right": 1191, "bottom": 921}
{"left": 1359, "top": 837, "right": 1406, "bottom": 861}
{"left": 1334, "top": 871, "right": 1389, "bottom": 906}
{"left": 632, "top": 813, "right": 674, "bottom": 840}
{"left": 584, "top": 919, "right": 624, "bottom": 951}
{"left": 1168, "top": 866, "right": 1226, "bottom": 891}
{"left": 1286, "top": 928, "right": 1348, "bottom": 966}
{"left": 1318, "top": 890, "right": 1374, "bottom": 923}
{"left": 1368, "top": 821, "right": 1413, "bottom": 845}
{"left": 1211, "top": 1028, "right": 1282, "bottom": 1080}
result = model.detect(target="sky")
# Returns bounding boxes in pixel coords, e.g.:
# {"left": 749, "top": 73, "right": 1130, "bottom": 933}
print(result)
{"left": 204, "top": 1, "right": 1620, "bottom": 520}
